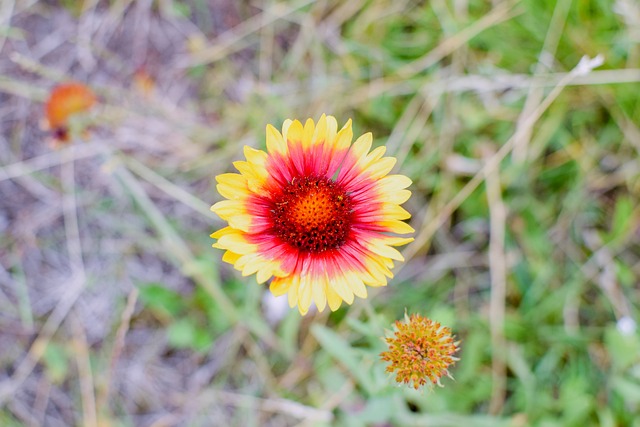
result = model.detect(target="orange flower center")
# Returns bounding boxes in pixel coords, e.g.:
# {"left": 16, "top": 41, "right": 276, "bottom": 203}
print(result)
{"left": 271, "top": 176, "right": 353, "bottom": 253}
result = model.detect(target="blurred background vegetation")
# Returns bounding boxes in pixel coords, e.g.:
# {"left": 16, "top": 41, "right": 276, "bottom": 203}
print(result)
{"left": 1, "top": 0, "right": 640, "bottom": 426}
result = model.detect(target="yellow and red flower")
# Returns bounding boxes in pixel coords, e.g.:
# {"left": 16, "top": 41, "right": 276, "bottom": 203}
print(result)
{"left": 211, "top": 115, "right": 414, "bottom": 314}
{"left": 381, "top": 313, "right": 459, "bottom": 390}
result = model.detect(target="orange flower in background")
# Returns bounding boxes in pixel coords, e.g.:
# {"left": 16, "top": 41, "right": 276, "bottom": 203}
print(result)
{"left": 132, "top": 68, "right": 155, "bottom": 97}
{"left": 44, "top": 82, "right": 97, "bottom": 144}
{"left": 211, "top": 115, "right": 414, "bottom": 315}
{"left": 381, "top": 313, "right": 459, "bottom": 390}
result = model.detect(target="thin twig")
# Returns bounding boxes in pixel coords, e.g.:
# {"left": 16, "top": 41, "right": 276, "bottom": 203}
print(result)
{"left": 61, "top": 147, "right": 84, "bottom": 272}
{"left": 202, "top": 389, "right": 333, "bottom": 422}
{"left": 483, "top": 144, "right": 507, "bottom": 415}
{"left": 118, "top": 154, "right": 216, "bottom": 220}
{"left": 70, "top": 312, "right": 98, "bottom": 427}
{"left": 512, "top": 0, "right": 573, "bottom": 162}
{"left": 0, "top": 142, "right": 103, "bottom": 182}
{"left": 96, "top": 287, "right": 139, "bottom": 413}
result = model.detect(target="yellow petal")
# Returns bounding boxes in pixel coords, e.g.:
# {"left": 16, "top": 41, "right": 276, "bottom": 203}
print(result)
{"left": 243, "top": 145, "right": 267, "bottom": 167}
{"left": 216, "top": 172, "right": 247, "bottom": 188}
{"left": 346, "top": 271, "right": 367, "bottom": 299}
{"left": 211, "top": 200, "right": 245, "bottom": 218}
{"left": 270, "top": 277, "right": 291, "bottom": 296}
{"left": 281, "top": 119, "right": 293, "bottom": 141}
{"left": 285, "top": 120, "right": 304, "bottom": 143}
{"left": 222, "top": 250, "right": 241, "bottom": 264}
{"left": 363, "top": 275, "right": 388, "bottom": 287}
{"left": 256, "top": 265, "right": 274, "bottom": 284}
{"left": 366, "top": 156, "right": 396, "bottom": 179}
{"left": 312, "top": 114, "right": 328, "bottom": 145}
{"left": 333, "top": 119, "right": 353, "bottom": 151}
{"left": 383, "top": 204, "right": 411, "bottom": 220}
{"left": 361, "top": 270, "right": 387, "bottom": 287}
{"left": 330, "top": 273, "right": 354, "bottom": 304}
{"left": 378, "top": 219, "right": 415, "bottom": 235}
{"left": 236, "top": 253, "right": 259, "bottom": 272}
{"left": 298, "top": 275, "right": 313, "bottom": 314}
{"left": 383, "top": 257, "right": 395, "bottom": 269}
{"left": 365, "top": 253, "right": 396, "bottom": 278}
{"left": 367, "top": 241, "right": 405, "bottom": 261}
{"left": 326, "top": 285, "right": 342, "bottom": 311}
{"left": 215, "top": 233, "right": 255, "bottom": 254}
{"left": 233, "top": 160, "right": 267, "bottom": 191}
{"left": 377, "top": 174, "right": 412, "bottom": 193}
{"left": 302, "top": 118, "right": 315, "bottom": 148}
{"left": 216, "top": 178, "right": 249, "bottom": 200}
{"left": 228, "top": 215, "right": 252, "bottom": 232}
{"left": 364, "top": 146, "right": 386, "bottom": 165}
{"left": 211, "top": 201, "right": 251, "bottom": 231}
{"left": 210, "top": 226, "right": 235, "bottom": 239}
{"left": 349, "top": 132, "right": 372, "bottom": 160}
{"left": 313, "top": 276, "right": 328, "bottom": 312}
{"left": 266, "top": 124, "right": 287, "bottom": 155}
{"left": 339, "top": 118, "right": 352, "bottom": 133}
{"left": 385, "top": 189, "right": 412, "bottom": 204}
{"left": 383, "top": 236, "right": 415, "bottom": 246}
{"left": 287, "top": 274, "right": 300, "bottom": 308}
{"left": 325, "top": 115, "right": 338, "bottom": 146}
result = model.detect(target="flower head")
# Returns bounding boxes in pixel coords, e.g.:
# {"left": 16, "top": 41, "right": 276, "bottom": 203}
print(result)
{"left": 44, "top": 82, "right": 97, "bottom": 145}
{"left": 381, "top": 313, "right": 459, "bottom": 390}
{"left": 211, "top": 115, "right": 414, "bottom": 314}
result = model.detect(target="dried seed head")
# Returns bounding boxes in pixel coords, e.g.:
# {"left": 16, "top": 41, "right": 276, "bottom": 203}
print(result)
{"left": 380, "top": 313, "right": 459, "bottom": 390}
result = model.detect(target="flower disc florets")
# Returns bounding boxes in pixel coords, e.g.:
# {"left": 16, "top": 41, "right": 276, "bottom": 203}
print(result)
{"left": 380, "top": 313, "right": 459, "bottom": 390}
{"left": 270, "top": 175, "right": 353, "bottom": 253}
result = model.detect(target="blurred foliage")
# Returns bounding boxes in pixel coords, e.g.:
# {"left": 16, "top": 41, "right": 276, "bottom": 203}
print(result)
{"left": 2, "top": 0, "right": 640, "bottom": 425}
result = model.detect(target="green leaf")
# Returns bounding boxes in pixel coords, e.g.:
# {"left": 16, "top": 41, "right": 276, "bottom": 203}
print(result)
{"left": 352, "top": 395, "right": 395, "bottom": 423}
{"left": 171, "top": 2, "right": 191, "bottom": 18}
{"left": 612, "top": 376, "right": 640, "bottom": 406}
{"left": 0, "top": 411, "right": 24, "bottom": 427}
{"left": 597, "top": 407, "right": 617, "bottom": 427}
{"left": 138, "top": 283, "right": 184, "bottom": 317}
{"left": 604, "top": 325, "right": 640, "bottom": 372}
{"left": 167, "top": 318, "right": 197, "bottom": 349}
{"left": 278, "top": 309, "right": 302, "bottom": 359}
{"left": 345, "top": 316, "right": 386, "bottom": 350}
{"left": 559, "top": 376, "right": 593, "bottom": 426}
{"left": 192, "top": 326, "right": 215, "bottom": 352}
{"left": 607, "top": 196, "right": 634, "bottom": 244}
{"left": 311, "top": 324, "right": 376, "bottom": 394}
{"left": 615, "top": 259, "right": 635, "bottom": 288}
{"left": 455, "top": 324, "right": 487, "bottom": 383}
{"left": 43, "top": 343, "right": 69, "bottom": 384}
